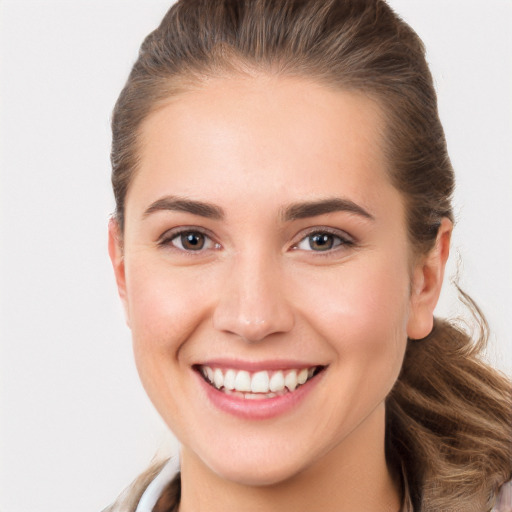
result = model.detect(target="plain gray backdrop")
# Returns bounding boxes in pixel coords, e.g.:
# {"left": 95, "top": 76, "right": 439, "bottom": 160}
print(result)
{"left": 1, "top": 1, "right": 511, "bottom": 511}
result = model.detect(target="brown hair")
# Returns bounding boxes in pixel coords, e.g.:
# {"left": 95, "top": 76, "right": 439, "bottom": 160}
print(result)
{"left": 110, "top": 1, "right": 512, "bottom": 510}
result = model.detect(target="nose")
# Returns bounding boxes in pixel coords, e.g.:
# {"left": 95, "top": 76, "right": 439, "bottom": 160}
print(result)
{"left": 212, "top": 254, "right": 295, "bottom": 343}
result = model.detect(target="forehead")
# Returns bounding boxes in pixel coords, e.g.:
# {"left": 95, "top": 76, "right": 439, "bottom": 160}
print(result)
{"left": 128, "top": 75, "right": 395, "bottom": 217}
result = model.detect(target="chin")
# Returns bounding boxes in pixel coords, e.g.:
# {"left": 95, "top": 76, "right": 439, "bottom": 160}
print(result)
{"left": 208, "top": 457, "right": 306, "bottom": 487}
{"left": 191, "top": 435, "right": 323, "bottom": 488}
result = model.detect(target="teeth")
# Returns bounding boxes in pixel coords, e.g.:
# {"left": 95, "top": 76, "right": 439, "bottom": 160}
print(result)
{"left": 244, "top": 393, "right": 263, "bottom": 400}
{"left": 213, "top": 368, "right": 224, "bottom": 389}
{"left": 224, "top": 369, "right": 236, "bottom": 390}
{"left": 200, "top": 365, "right": 320, "bottom": 396}
{"left": 251, "top": 371, "right": 270, "bottom": 393}
{"left": 234, "top": 370, "right": 251, "bottom": 392}
{"left": 297, "top": 368, "right": 308, "bottom": 385}
{"left": 269, "top": 371, "right": 285, "bottom": 392}
{"left": 284, "top": 370, "right": 298, "bottom": 391}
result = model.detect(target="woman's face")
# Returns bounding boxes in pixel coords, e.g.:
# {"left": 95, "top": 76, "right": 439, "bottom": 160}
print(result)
{"left": 110, "top": 76, "right": 440, "bottom": 485}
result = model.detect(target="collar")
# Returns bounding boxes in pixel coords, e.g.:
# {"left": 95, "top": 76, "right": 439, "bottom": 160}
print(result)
{"left": 135, "top": 455, "right": 180, "bottom": 512}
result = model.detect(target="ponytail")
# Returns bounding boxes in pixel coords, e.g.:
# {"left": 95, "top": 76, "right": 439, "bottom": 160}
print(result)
{"left": 386, "top": 296, "right": 512, "bottom": 511}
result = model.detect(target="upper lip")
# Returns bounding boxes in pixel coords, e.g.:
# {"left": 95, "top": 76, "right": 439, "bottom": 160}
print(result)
{"left": 193, "top": 358, "right": 326, "bottom": 372}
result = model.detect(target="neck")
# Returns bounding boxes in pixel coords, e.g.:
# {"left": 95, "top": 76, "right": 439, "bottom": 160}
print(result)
{"left": 178, "top": 403, "right": 401, "bottom": 512}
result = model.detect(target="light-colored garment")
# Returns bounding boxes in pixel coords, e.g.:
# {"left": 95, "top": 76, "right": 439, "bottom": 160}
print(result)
{"left": 495, "top": 481, "right": 512, "bottom": 512}
{"left": 136, "top": 457, "right": 512, "bottom": 512}
{"left": 135, "top": 456, "right": 180, "bottom": 512}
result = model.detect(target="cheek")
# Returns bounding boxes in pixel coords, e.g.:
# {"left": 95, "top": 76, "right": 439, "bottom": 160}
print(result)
{"left": 125, "top": 258, "right": 215, "bottom": 355}
{"left": 295, "top": 256, "right": 410, "bottom": 367}
{"left": 123, "top": 259, "right": 217, "bottom": 427}
{"left": 287, "top": 256, "right": 411, "bottom": 443}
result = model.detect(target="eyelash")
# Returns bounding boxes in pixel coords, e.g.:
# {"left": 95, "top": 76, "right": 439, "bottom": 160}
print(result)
{"left": 292, "top": 228, "right": 355, "bottom": 255}
{"left": 157, "top": 227, "right": 355, "bottom": 255}
{"left": 158, "top": 227, "right": 220, "bottom": 253}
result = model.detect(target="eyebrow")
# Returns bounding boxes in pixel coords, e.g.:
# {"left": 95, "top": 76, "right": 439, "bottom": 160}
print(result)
{"left": 142, "top": 195, "right": 373, "bottom": 223}
{"left": 143, "top": 196, "right": 224, "bottom": 220}
{"left": 282, "top": 198, "right": 374, "bottom": 222}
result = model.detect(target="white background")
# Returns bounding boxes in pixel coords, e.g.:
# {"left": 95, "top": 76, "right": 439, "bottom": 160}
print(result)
{"left": 1, "top": 1, "right": 511, "bottom": 511}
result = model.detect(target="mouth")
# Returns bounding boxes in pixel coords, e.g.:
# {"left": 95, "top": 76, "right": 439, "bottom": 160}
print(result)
{"left": 194, "top": 364, "right": 325, "bottom": 400}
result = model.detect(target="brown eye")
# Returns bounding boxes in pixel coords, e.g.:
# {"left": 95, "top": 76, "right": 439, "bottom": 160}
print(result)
{"left": 309, "top": 233, "right": 334, "bottom": 251}
{"left": 160, "top": 228, "right": 219, "bottom": 253}
{"left": 178, "top": 231, "right": 206, "bottom": 251}
{"left": 295, "top": 230, "right": 352, "bottom": 253}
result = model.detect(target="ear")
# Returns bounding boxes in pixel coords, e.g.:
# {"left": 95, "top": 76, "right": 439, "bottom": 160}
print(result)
{"left": 407, "top": 217, "right": 452, "bottom": 340}
{"left": 108, "top": 218, "right": 130, "bottom": 327}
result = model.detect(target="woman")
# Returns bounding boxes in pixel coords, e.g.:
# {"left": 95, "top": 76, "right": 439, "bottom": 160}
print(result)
{"left": 106, "top": 0, "right": 512, "bottom": 510}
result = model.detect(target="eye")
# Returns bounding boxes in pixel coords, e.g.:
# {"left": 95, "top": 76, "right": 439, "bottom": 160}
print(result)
{"left": 160, "top": 229, "right": 219, "bottom": 252}
{"left": 295, "top": 230, "right": 352, "bottom": 252}
{"left": 174, "top": 231, "right": 207, "bottom": 251}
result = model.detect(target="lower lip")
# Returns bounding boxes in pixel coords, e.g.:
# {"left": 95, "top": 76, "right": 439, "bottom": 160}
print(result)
{"left": 194, "top": 369, "right": 324, "bottom": 420}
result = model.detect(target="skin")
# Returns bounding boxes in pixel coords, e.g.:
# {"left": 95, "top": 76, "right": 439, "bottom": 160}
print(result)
{"left": 109, "top": 75, "right": 451, "bottom": 512}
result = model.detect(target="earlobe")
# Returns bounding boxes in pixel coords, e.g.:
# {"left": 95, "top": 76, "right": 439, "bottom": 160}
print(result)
{"left": 108, "top": 218, "right": 130, "bottom": 327}
{"left": 407, "top": 218, "right": 452, "bottom": 340}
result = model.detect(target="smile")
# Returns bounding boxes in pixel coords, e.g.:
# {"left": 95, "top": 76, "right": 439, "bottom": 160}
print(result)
{"left": 197, "top": 365, "right": 324, "bottom": 399}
